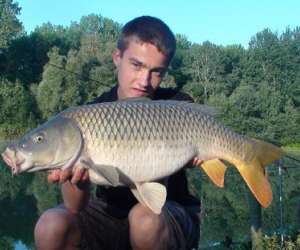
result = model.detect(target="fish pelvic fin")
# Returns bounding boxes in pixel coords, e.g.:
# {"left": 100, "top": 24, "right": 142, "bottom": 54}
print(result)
{"left": 131, "top": 182, "right": 167, "bottom": 214}
{"left": 200, "top": 159, "right": 227, "bottom": 187}
{"left": 232, "top": 139, "right": 284, "bottom": 208}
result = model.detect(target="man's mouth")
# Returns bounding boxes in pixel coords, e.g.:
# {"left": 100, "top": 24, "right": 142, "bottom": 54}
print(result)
{"left": 132, "top": 88, "right": 148, "bottom": 96}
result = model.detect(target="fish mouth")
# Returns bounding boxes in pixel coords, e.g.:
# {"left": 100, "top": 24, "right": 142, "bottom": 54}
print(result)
{"left": 1, "top": 151, "right": 25, "bottom": 175}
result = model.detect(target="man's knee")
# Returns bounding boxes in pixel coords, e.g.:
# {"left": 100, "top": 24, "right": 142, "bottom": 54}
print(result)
{"left": 128, "top": 204, "right": 168, "bottom": 249}
{"left": 129, "top": 204, "right": 162, "bottom": 232}
{"left": 34, "top": 207, "right": 80, "bottom": 249}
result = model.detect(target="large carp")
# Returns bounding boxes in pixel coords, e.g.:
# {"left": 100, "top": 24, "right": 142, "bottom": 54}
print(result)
{"left": 2, "top": 100, "right": 283, "bottom": 214}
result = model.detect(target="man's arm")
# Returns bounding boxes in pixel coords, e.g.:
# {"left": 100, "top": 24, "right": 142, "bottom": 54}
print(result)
{"left": 48, "top": 168, "right": 90, "bottom": 214}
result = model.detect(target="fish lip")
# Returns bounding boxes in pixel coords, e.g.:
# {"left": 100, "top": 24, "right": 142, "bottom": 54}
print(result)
{"left": 1, "top": 151, "right": 25, "bottom": 175}
{"left": 1, "top": 152, "right": 12, "bottom": 167}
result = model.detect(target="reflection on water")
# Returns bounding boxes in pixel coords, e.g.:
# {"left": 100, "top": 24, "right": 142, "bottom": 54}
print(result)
{"left": 15, "top": 241, "right": 27, "bottom": 250}
{"left": 0, "top": 194, "right": 37, "bottom": 249}
{"left": 0, "top": 151, "right": 61, "bottom": 250}
{"left": 0, "top": 140, "right": 299, "bottom": 249}
{"left": 0, "top": 159, "right": 38, "bottom": 250}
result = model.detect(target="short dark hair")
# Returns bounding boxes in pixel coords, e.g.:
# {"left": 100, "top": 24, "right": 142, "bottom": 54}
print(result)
{"left": 117, "top": 16, "right": 176, "bottom": 63}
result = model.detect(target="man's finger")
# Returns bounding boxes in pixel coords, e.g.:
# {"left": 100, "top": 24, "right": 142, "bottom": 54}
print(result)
{"left": 71, "top": 168, "right": 85, "bottom": 184}
{"left": 82, "top": 170, "right": 89, "bottom": 182}
{"left": 47, "top": 169, "right": 61, "bottom": 183}
{"left": 192, "top": 158, "right": 203, "bottom": 166}
{"left": 59, "top": 168, "right": 72, "bottom": 184}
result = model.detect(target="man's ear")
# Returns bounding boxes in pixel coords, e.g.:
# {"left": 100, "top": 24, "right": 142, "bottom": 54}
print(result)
{"left": 113, "top": 48, "right": 121, "bottom": 68}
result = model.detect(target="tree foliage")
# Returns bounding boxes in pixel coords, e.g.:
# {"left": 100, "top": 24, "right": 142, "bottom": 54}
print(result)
{"left": 0, "top": 78, "right": 36, "bottom": 137}
{"left": 0, "top": 0, "right": 22, "bottom": 49}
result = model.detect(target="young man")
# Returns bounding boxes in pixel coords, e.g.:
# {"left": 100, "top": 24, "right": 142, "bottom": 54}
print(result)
{"left": 34, "top": 16, "right": 201, "bottom": 250}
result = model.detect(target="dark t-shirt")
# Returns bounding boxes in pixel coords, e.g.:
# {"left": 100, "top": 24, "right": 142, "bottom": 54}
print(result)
{"left": 90, "top": 85, "right": 200, "bottom": 214}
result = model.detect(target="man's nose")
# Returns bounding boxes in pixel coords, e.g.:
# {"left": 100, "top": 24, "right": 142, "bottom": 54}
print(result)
{"left": 138, "top": 70, "right": 151, "bottom": 87}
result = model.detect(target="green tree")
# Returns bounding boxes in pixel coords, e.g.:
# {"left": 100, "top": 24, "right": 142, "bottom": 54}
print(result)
{"left": 0, "top": 78, "right": 36, "bottom": 137}
{"left": 185, "top": 42, "right": 223, "bottom": 100}
{"left": 36, "top": 47, "right": 67, "bottom": 119}
{"left": 218, "top": 45, "right": 245, "bottom": 96}
{"left": 0, "top": 0, "right": 22, "bottom": 49}
{"left": 0, "top": 236, "right": 14, "bottom": 250}
{"left": 76, "top": 33, "right": 116, "bottom": 101}
{"left": 30, "top": 173, "right": 61, "bottom": 215}
{"left": 169, "top": 34, "right": 192, "bottom": 88}
{"left": 4, "top": 23, "right": 78, "bottom": 84}
{"left": 78, "top": 14, "right": 120, "bottom": 41}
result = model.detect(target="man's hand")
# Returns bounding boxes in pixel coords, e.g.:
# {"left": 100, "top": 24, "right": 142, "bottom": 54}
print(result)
{"left": 48, "top": 167, "right": 90, "bottom": 213}
{"left": 187, "top": 157, "right": 203, "bottom": 168}
{"left": 47, "top": 167, "right": 89, "bottom": 185}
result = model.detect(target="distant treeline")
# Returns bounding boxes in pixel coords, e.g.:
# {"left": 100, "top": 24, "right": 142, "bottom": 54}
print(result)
{"left": 1, "top": 0, "right": 300, "bottom": 146}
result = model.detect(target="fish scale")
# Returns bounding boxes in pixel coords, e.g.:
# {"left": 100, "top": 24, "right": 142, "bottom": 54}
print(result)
{"left": 61, "top": 101, "right": 261, "bottom": 167}
{"left": 65, "top": 102, "right": 191, "bottom": 143}
{"left": 62, "top": 101, "right": 201, "bottom": 179}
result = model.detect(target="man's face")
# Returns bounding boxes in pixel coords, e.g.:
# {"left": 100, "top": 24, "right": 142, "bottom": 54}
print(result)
{"left": 113, "top": 39, "right": 169, "bottom": 99}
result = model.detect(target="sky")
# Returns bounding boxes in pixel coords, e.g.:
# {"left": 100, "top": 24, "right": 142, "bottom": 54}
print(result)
{"left": 17, "top": 0, "right": 299, "bottom": 48}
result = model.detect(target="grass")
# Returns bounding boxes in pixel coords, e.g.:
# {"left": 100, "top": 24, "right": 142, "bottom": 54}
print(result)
{"left": 283, "top": 144, "right": 300, "bottom": 153}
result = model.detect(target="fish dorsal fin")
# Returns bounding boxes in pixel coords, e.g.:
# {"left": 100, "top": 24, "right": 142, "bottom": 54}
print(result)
{"left": 154, "top": 101, "right": 220, "bottom": 117}
{"left": 119, "top": 97, "right": 152, "bottom": 102}
{"left": 200, "top": 159, "right": 227, "bottom": 187}
{"left": 120, "top": 98, "right": 219, "bottom": 116}
{"left": 131, "top": 182, "right": 167, "bottom": 214}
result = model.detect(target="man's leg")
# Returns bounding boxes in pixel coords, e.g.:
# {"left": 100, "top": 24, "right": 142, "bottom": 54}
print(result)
{"left": 129, "top": 202, "right": 200, "bottom": 250}
{"left": 75, "top": 198, "right": 131, "bottom": 250}
{"left": 34, "top": 206, "right": 81, "bottom": 250}
{"left": 129, "top": 203, "right": 169, "bottom": 250}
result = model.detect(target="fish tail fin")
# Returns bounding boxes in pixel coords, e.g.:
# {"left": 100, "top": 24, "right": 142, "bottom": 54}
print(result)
{"left": 199, "top": 159, "right": 227, "bottom": 187}
{"left": 233, "top": 139, "right": 284, "bottom": 208}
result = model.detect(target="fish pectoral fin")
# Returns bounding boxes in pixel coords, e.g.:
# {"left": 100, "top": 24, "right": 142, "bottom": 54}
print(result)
{"left": 131, "top": 182, "right": 167, "bottom": 214}
{"left": 84, "top": 160, "right": 119, "bottom": 186}
{"left": 200, "top": 159, "right": 227, "bottom": 187}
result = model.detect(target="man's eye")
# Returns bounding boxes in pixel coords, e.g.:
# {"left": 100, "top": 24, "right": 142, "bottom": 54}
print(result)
{"left": 132, "top": 63, "right": 141, "bottom": 70}
{"left": 152, "top": 70, "right": 165, "bottom": 78}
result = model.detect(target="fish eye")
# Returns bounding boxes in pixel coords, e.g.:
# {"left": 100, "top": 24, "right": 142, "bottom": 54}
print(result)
{"left": 34, "top": 134, "right": 44, "bottom": 144}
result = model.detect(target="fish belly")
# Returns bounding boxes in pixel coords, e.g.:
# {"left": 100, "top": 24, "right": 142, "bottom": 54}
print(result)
{"left": 88, "top": 140, "right": 197, "bottom": 183}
